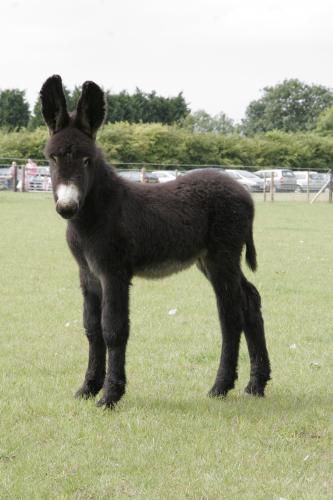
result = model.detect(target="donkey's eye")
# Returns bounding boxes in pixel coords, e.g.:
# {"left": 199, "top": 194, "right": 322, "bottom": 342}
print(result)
{"left": 82, "top": 157, "right": 90, "bottom": 167}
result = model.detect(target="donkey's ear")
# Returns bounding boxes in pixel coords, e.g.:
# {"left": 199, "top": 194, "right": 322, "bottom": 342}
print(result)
{"left": 75, "top": 81, "right": 106, "bottom": 138}
{"left": 40, "top": 75, "right": 69, "bottom": 135}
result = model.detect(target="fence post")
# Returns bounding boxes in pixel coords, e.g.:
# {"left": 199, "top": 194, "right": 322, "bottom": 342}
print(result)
{"left": 270, "top": 171, "right": 274, "bottom": 202}
{"left": 307, "top": 169, "right": 310, "bottom": 202}
{"left": 329, "top": 169, "right": 333, "bottom": 204}
{"left": 13, "top": 164, "right": 17, "bottom": 192}
{"left": 263, "top": 174, "right": 267, "bottom": 202}
{"left": 21, "top": 165, "right": 26, "bottom": 192}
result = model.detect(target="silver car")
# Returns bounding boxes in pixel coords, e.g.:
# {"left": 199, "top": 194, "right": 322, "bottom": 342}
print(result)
{"left": 151, "top": 170, "right": 178, "bottom": 183}
{"left": 0, "top": 167, "right": 10, "bottom": 189}
{"left": 255, "top": 169, "right": 297, "bottom": 192}
{"left": 294, "top": 171, "right": 327, "bottom": 192}
{"left": 118, "top": 170, "right": 159, "bottom": 183}
{"left": 225, "top": 169, "right": 266, "bottom": 192}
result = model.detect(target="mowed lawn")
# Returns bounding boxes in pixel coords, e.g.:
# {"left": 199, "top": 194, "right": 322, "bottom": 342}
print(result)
{"left": 0, "top": 192, "right": 332, "bottom": 499}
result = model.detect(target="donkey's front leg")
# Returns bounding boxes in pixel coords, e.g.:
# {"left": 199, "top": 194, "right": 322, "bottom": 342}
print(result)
{"left": 75, "top": 273, "right": 106, "bottom": 399}
{"left": 97, "top": 273, "right": 130, "bottom": 408}
{"left": 75, "top": 267, "right": 106, "bottom": 399}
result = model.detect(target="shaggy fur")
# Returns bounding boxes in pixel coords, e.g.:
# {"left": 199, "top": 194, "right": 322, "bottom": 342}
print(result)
{"left": 40, "top": 75, "right": 271, "bottom": 408}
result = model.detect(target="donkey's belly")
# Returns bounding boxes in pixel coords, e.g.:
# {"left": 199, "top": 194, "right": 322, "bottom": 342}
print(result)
{"left": 135, "top": 252, "right": 206, "bottom": 279}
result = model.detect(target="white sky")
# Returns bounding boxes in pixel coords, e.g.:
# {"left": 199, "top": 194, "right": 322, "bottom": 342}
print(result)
{"left": 0, "top": 0, "right": 333, "bottom": 122}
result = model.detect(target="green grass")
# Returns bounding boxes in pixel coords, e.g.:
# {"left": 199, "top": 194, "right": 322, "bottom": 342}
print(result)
{"left": 0, "top": 192, "right": 332, "bottom": 499}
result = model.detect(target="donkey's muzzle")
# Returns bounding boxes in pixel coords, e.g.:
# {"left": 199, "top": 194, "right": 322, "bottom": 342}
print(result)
{"left": 55, "top": 183, "right": 80, "bottom": 219}
{"left": 56, "top": 200, "right": 79, "bottom": 219}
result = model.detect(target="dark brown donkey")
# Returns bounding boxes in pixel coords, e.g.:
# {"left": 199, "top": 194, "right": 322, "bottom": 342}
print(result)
{"left": 40, "top": 75, "right": 270, "bottom": 408}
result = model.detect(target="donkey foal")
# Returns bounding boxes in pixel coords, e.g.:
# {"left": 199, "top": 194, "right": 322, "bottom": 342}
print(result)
{"left": 40, "top": 75, "right": 271, "bottom": 408}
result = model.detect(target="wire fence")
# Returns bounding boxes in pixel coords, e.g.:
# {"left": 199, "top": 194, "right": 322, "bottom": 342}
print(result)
{"left": 0, "top": 157, "right": 332, "bottom": 203}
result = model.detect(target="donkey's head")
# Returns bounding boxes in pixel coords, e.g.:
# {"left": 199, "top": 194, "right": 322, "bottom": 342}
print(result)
{"left": 40, "top": 75, "right": 106, "bottom": 219}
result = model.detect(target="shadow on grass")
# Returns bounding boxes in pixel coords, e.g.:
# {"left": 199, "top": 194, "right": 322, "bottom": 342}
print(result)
{"left": 125, "top": 387, "right": 333, "bottom": 420}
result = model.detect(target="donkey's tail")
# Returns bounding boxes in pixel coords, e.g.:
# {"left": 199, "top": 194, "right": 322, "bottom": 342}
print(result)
{"left": 245, "top": 225, "right": 257, "bottom": 272}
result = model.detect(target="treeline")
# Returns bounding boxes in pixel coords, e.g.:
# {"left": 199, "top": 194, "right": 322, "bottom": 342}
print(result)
{"left": 1, "top": 123, "right": 333, "bottom": 171}
{"left": 2, "top": 78, "right": 333, "bottom": 135}
{"left": 0, "top": 86, "right": 190, "bottom": 130}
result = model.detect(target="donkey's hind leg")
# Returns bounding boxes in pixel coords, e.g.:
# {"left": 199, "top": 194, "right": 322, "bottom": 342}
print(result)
{"left": 200, "top": 255, "right": 244, "bottom": 397}
{"left": 241, "top": 274, "right": 271, "bottom": 396}
{"left": 75, "top": 271, "right": 106, "bottom": 399}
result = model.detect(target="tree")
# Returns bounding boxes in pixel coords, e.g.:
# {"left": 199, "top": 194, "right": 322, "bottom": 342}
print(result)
{"left": 315, "top": 105, "right": 333, "bottom": 135}
{"left": 67, "top": 85, "right": 81, "bottom": 111}
{"left": 29, "top": 85, "right": 189, "bottom": 129}
{"left": 180, "top": 110, "right": 235, "bottom": 134}
{"left": 0, "top": 89, "right": 30, "bottom": 130}
{"left": 28, "top": 99, "right": 44, "bottom": 129}
{"left": 106, "top": 90, "right": 137, "bottom": 123}
{"left": 242, "top": 79, "right": 333, "bottom": 135}
{"left": 147, "top": 91, "right": 189, "bottom": 124}
{"left": 105, "top": 89, "right": 189, "bottom": 124}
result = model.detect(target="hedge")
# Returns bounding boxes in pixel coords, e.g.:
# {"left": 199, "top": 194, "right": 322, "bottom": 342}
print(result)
{"left": 0, "top": 123, "right": 332, "bottom": 170}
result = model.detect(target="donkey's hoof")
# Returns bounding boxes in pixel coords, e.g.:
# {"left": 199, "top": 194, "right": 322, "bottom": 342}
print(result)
{"left": 75, "top": 386, "right": 95, "bottom": 400}
{"left": 244, "top": 381, "right": 265, "bottom": 397}
{"left": 75, "top": 381, "right": 103, "bottom": 399}
{"left": 96, "top": 382, "right": 125, "bottom": 408}
{"left": 96, "top": 396, "right": 117, "bottom": 409}
{"left": 208, "top": 384, "right": 229, "bottom": 398}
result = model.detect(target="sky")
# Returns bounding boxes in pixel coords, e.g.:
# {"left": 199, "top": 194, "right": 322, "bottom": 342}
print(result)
{"left": 1, "top": 0, "right": 333, "bottom": 122}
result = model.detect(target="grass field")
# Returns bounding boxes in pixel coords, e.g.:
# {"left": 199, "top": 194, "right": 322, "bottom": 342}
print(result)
{"left": 0, "top": 192, "right": 332, "bottom": 499}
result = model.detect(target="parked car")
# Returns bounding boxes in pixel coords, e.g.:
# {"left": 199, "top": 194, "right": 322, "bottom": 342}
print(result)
{"left": 118, "top": 170, "right": 159, "bottom": 183}
{"left": 29, "top": 166, "right": 51, "bottom": 191}
{"left": 183, "top": 167, "right": 225, "bottom": 176}
{"left": 254, "top": 169, "right": 297, "bottom": 192}
{"left": 225, "top": 169, "right": 266, "bottom": 192}
{"left": 316, "top": 172, "right": 331, "bottom": 190}
{"left": 151, "top": 170, "right": 178, "bottom": 183}
{"left": 294, "top": 171, "right": 325, "bottom": 192}
{"left": 0, "top": 168, "right": 10, "bottom": 189}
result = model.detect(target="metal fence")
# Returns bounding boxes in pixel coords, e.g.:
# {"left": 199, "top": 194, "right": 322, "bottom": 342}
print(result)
{"left": 0, "top": 165, "right": 52, "bottom": 193}
{"left": 0, "top": 159, "right": 332, "bottom": 203}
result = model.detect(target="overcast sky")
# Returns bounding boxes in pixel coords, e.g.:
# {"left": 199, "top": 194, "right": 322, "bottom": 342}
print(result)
{"left": 1, "top": 0, "right": 333, "bottom": 122}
